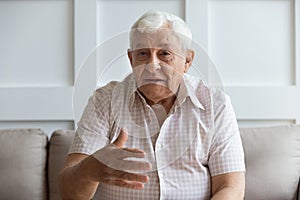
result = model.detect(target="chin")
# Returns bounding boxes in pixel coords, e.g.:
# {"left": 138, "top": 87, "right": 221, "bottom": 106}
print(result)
{"left": 138, "top": 84, "right": 172, "bottom": 102}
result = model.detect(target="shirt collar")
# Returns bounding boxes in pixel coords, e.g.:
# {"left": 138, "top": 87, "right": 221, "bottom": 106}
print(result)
{"left": 176, "top": 74, "right": 205, "bottom": 110}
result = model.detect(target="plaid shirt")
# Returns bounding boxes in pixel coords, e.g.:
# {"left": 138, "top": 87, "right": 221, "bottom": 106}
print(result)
{"left": 69, "top": 73, "right": 245, "bottom": 200}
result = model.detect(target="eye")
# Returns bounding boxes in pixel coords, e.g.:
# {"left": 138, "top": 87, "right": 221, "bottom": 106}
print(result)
{"left": 137, "top": 49, "right": 148, "bottom": 56}
{"left": 134, "top": 49, "right": 150, "bottom": 60}
{"left": 138, "top": 51, "right": 146, "bottom": 56}
{"left": 160, "top": 50, "right": 171, "bottom": 56}
{"left": 158, "top": 50, "right": 173, "bottom": 61}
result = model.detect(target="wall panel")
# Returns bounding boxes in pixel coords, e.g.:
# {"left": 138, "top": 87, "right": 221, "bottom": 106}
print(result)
{"left": 194, "top": 0, "right": 300, "bottom": 126}
{"left": 0, "top": 0, "right": 75, "bottom": 135}
{"left": 0, "top": 0, "right": 74, "bottom": 86}
{"left": 208, "top": 0, "right": 295, "bottom": 86}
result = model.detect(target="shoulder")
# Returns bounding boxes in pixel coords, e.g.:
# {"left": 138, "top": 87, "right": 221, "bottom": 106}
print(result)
{"left": 183, "top": 74, "right": 229, "bottom": 105}
{"left": 95, "top": 81, "right": 119, "bottom": 97}
{"left": 93, "top": 81, "right": 118, "bottom": 108}
{"left": 93, "top": 74, "right": 135, "bottom": 107}
{"left": 183, "top": 74, "right": 232, "bottom": 115}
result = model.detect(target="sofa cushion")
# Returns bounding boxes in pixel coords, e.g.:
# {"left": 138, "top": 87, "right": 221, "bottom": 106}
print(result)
{"left": 240, "top": 125, "right": 300, "bottom": 200}
{"left": 0, "top": 128, "right": 48, "bottom": 200}
{"left": 48, "top": 130, "right": 74, "bottom": 200}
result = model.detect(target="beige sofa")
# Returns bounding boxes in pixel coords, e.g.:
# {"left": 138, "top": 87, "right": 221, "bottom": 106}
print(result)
{"left": 0, "top": 125, "right": 300, "bottom": 200}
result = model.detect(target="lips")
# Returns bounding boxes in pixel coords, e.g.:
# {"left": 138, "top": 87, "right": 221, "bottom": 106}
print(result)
{"left": 144, "top": 79, "right": 164, "bottom": 82}
{"left": 142, "top": 78, "right": 165, "bottom": 84}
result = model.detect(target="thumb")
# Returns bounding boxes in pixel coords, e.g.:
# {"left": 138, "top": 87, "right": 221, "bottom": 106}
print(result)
{"left": 113, "top": 128, "right": 128, "bottom": 147}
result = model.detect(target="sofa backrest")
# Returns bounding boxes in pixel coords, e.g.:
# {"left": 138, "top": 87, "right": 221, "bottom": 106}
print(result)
{"left": 0, "top": 128, "right": 48, "bottom": 200}
{"left": 240, "top": 125, "right": 300, "bottom": 200}
{"left": 48, "top": 130, "right": 74, "bottom": 200}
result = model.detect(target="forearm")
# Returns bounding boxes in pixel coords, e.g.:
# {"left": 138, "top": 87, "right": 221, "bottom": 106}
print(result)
{"left": 211, "top": 186, "right": 244, "bottom": 200}
{"left": 59, "top": 156, "right": 99, "bottom": 200}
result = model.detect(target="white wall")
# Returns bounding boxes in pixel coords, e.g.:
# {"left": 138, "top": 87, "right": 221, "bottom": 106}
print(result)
{"left": 0, "top": 0, "right": 75, "bottom": 136}
{"left": 0, "top": 0, "right": 299, "bottom": 136}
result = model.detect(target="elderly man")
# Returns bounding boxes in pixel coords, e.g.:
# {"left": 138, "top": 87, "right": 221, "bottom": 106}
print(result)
{"left": 59, "top": 11, "right": 245, "bottom": 200}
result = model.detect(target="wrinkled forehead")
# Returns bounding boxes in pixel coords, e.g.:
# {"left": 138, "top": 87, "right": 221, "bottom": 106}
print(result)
{"left": 130, "top": 28, "right": 184, "bottom": 53}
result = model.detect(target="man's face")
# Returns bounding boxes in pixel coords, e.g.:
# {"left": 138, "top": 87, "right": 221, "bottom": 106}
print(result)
{"left": 128, "top": 28, "right": 194, "bottom": 104}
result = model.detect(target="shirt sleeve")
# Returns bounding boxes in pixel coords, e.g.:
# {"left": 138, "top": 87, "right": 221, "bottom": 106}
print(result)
{"left": 68, "top": 88, "right": 112, "bottom": 155}
{"left": 208, "top": 90, "right": 246, "bottom": 176}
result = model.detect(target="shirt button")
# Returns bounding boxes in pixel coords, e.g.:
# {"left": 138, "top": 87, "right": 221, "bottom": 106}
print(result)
{"left": 156, "top": 143, "right": 162, "bottom": 150}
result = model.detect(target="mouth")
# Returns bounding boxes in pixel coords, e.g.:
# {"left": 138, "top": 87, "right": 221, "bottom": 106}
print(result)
{"left": 143, "top": 77, "right": 165, "bottom": 81}
{"left": 142, "top": 79, "right": 166, "bottom": 85}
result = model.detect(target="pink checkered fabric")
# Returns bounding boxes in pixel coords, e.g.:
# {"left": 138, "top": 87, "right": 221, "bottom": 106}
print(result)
{"left": 69, "top": 73, "right": 245, "bottom": 200}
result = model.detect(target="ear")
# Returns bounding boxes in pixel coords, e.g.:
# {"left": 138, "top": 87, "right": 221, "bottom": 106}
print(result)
{"left": 184, "top": 50, "right": 195, "bottom": 73}
{"left": 127, "top": 49, "right": 133, "bottom": 66}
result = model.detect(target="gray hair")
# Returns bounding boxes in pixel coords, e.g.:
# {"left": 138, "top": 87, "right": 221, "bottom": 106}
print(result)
{"left": 129, "top": 11, "right": 192, "bottom": 50}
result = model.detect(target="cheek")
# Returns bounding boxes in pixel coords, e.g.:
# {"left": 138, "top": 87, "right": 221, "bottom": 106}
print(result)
{"left": 132, "top": 60, "right": 143, "bottom": 67}
{"left": 132, "top": 64, "right": 145, "bottom": 82}
{"left": 162, "top": 61, "right": 186, "bottom": 78}
{"left": 176, "top": 61, "right": 187, "bottom": 75}
{"left": 167, "top": 56, "right": 186, "bottom": 72}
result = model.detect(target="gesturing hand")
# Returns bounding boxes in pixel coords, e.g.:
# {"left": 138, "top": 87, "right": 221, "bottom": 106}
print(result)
{"left": 92, "top": 129, "right": 151, "bottom": 189}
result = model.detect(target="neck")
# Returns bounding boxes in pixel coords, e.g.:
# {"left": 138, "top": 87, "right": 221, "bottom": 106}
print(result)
{"left": 142, "top": 93, "right": 176, "bottom": 114}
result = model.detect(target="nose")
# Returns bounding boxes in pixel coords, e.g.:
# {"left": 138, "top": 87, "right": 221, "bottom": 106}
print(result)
{"left": 145, "top": 63, "right": 161, "bottom": 73}
{"left": 145, "top": 53, "right": 161, "bottom": 73}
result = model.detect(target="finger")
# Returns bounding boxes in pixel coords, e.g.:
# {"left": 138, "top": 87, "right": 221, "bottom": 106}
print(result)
{"left": 113, "top": 128, "right": 128, "bottom": 147}
{"left": 115, "top": 160, "right": 152, "bottom": 171}
{"left": 119, "top": 148, "right": 146, "bottom": 159}
{"left": 113, "top": 170, "right": 149, "bottom": 183}
{"left": 104, "top": 179, "right": 145, "bottom": 190}
{"left": 123, "top": 147, "right": 145, "bottom": 154}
